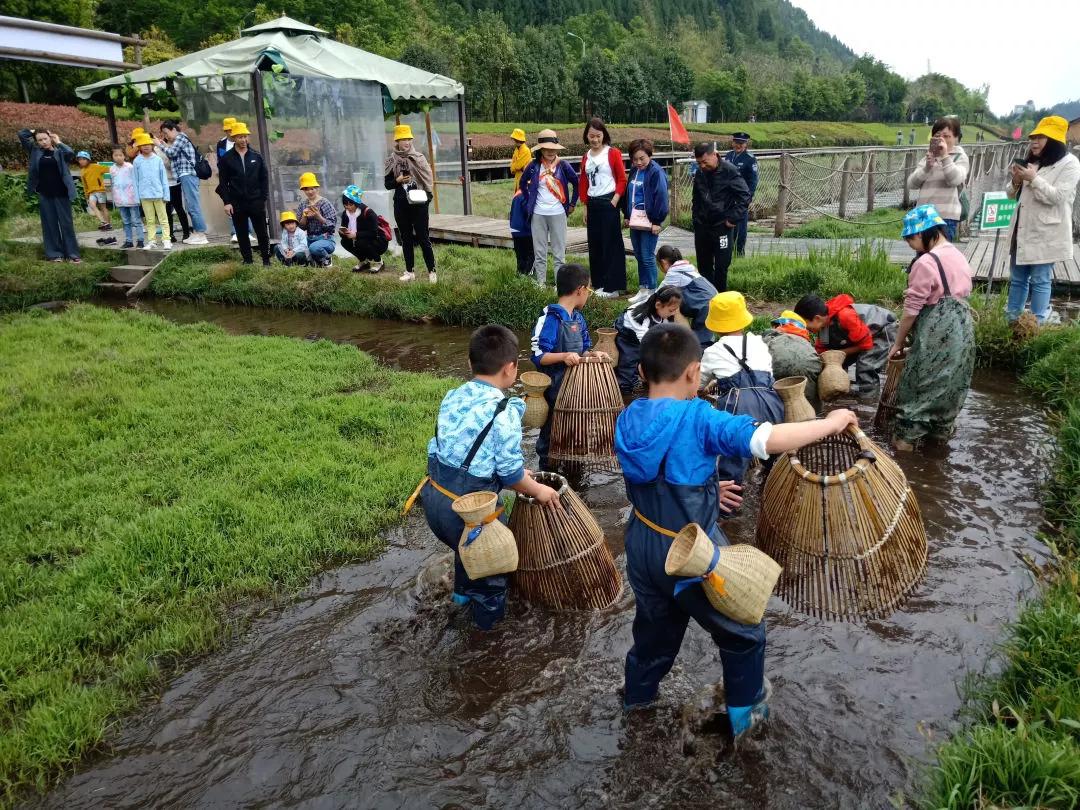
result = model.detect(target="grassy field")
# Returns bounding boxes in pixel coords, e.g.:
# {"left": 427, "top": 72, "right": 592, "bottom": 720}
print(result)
{"left": 0, "top": 305, "right": 455, "bottom": 801}
{"left": 471, "top": 179, "right": 585, "bottom": 228}
{"left": 0, "top": 242, "right": 120, "bottom": 311}
{"left": 781, "top": 207, "right": 909, "bottom": 240}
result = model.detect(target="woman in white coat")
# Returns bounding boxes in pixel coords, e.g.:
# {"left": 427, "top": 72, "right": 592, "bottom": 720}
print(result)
{"left": 1004, "top": 116, "right": 1080, "bottom": 324}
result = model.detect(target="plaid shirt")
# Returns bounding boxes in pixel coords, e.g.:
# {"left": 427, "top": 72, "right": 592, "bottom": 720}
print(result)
{"left": 294, "top": 196, "right": 338, "bottom": 240}
{"left": 163, "top": 132, "right": 196, "bottom": 178}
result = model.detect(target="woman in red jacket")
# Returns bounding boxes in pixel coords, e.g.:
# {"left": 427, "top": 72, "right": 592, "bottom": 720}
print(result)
{"left": 580, "top": 117, "right": 627, "bottom": 298}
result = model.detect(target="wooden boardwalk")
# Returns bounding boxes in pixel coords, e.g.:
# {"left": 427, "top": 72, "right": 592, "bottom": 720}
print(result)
{"left": 429, "top": 214, "right": 594, "bottom": 253}
{"left": 961, "top": 237, "right": 1080, "bottom": 290}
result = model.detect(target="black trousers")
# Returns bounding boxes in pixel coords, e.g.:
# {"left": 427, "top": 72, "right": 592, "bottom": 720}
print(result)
{"left": 167, "top": 183, "right": 190, "bottom": 240}
{"left": 393, "top": 199, "right": 435, "bottom": 273}
{"left": 513, "top": 234, "right": 534, "bottom": 275}
{"left": 342, "top": 234, "right": 388, "bottom": 262}
{"left": 587, "top": 194, "right": 627, "bottom": 292}
{"left": 231, "top": 201, "right": 270, "bottom": 264}
{"left": 694, "top": 225, "right": 734, "bottom": 292}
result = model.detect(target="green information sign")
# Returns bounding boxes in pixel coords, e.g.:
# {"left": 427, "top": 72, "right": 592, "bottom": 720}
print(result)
{"left": 980, "top": 191, "right": 1017, "bottom": 231}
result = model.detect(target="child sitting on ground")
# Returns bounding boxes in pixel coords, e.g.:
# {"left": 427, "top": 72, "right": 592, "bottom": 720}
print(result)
{"left": 275, "top": 210, "right": 309, "bottom": 266}
{"left": 615, "top": 323, "right": 856, "bottom": 737}
{"left": 339, "top": 185, "right": 388, "bottom": 273}
{"left": 762, "top": 309, "right": 823, "bottom": 404}
{"left": 109, "top": 146, "right": 144, "bottom": 249}
{"left": 420, "top": 325, "right": 563, "bottom": 630}
{"left": 76, "top": 151, "right": 111, "bottom": 231}
{"left": 795, "top": 294, "right": 899, "bottom": 396}
{"left": 613, "top": 285, "right": 683, "bottom": 396}
{"left": 530, "top": 263, "right": 608, "bottom": 469}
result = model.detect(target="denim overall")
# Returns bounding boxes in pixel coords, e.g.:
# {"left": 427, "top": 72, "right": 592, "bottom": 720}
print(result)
{"left": 421, "top": 398, "right": 511, "bottom": 630}
{"left": 713, "top": 334, "right": 783, "bottom": 483}
{"left": 536, "top": 310, "right": 585, "bottom": 466}
{"left": 622, "top": 434, "right": 766, "bottom": 712}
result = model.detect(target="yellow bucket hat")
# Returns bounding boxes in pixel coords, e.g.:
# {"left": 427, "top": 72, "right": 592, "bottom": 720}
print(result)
{"left": 705, "top": 291, "right": 753, "bottom": 334}
{"left": 393, "top": 124, "right": 414, "bottom": 141}
{"left": 280, "top": 210, "right": 298, "bottom": 224}
{"left": 229, "top": 122, "right": 251, "bottom": 136}
{"left": 511, "top": 128, "right": 527, "bottom": 142}
{"left": 298, "top": 172, "right": 319, "bottom": 189}
{"left": 132, "top": 133, "right": 154, "bottom": 147}
{"left": 1029, "top": 115, "right": 1068, "bottom": 143}
{"left": 131, "top": 127, "right": 145, "bottom": 138}
{"left": 223, "top": 117, "right": 237, "bottom": 132}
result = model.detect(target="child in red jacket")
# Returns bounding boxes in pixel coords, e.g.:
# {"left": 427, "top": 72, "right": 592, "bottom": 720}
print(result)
{"left": 795, "top": 294, "right": 898, "bottom": 396}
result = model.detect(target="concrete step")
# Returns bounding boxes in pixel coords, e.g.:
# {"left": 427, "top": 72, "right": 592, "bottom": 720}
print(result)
{"left": 109, "top": 265, "right": 152, "bottom": 283}
{"left": 95, "top": 281, "right": 135, "bottom": 295}
{"left": 123, "top": 247, "right": 169, "bottom": 265}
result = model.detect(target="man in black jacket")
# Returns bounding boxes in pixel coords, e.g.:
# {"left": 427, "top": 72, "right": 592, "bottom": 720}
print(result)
{"left": 215, "top": 122, "right": 270, "bottom": 265}
{"left": 691, "top": 142, "right": 750, "bottom": 292}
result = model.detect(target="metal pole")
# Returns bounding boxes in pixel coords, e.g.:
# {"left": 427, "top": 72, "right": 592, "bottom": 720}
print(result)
{"left": 986, "top": 228, "right": 1001, "bottom": 302}
{"left": 425, "top": 110, "right": 439, "bottom": 214}
{"left": 457, "top": 94, "right": 472, "bottom": 215}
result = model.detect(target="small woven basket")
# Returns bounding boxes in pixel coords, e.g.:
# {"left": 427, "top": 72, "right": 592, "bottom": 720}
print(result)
{"left": 873, "top": 356, "right": 905, "bottom": 428}
{"left": 594, "top": 328, "right": 619, "bottom": 367}
{"left": 818, "top": 349, "right": 851, "bottom": 400}
{"left": 520, "top": 371, "right": 552, "bottom": 429}
{"left": 451, "top": 492, "right": 518, "bottom": 580}
{"left": 774, "top": 376, "right": 816, "bottom": 423}
{"left": 665, "top": 523, "right": 781, "bottom": 625}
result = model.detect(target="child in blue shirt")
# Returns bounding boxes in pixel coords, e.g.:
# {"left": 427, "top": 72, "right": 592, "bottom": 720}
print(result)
{"left": 615, "top": 323, "right": 856, "bottom": 738}
{"left": 530, "top": 263, "right": 608, "bottom": 469}
{"left": 421, "top": 325, "right": 562, "bottom": 630}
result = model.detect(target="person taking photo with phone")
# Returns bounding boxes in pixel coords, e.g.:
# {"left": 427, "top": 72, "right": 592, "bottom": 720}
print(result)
{"left": 906, "top": 117, "right": 968, "bottom": 242}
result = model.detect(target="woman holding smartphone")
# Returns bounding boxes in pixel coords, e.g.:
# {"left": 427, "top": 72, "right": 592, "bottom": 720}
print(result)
{"left": 906, "top": 117, "right": 968, "bottom": 241}
{"left": 384, "top": 124, "right": 436, "bottom": 284}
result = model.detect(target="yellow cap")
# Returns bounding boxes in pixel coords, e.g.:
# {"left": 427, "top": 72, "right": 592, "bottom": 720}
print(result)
{"left": 131, "top": 127, "right": 145, "bottom": 138}
{"left": 223, "top": 117, "right": 237, "bottom": 132}
{"left": 1029, "top": 115, "right": 1068, "bottom": 144}
{"left": 705, "top": 291, "right": 753, "bottom": 334}
{"left": 298, "top": 172, "right": 319, "bottom": 189}
{"left": 230, "top": 122, "right": 251, "bottom": 136}
{"left": 393, "top": 124, "right": 414, "bottom": 141}
{"left": 133, "top": 133, "right": 154, "bottom": 147}
{"left": 511, "top": 128, "right": 527, "bottom": 142}
{"left": 280, "top": 210, "right": 298, "bottom": 224}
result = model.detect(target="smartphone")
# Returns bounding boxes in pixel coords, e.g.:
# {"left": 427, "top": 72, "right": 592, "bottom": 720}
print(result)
{"left": 1012, "top": 158, "right": 1027, "bottom": 167}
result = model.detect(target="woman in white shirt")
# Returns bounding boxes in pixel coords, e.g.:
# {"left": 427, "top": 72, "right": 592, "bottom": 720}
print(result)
{"left": 579, "top": 117, "right": 627, "bottom": 298}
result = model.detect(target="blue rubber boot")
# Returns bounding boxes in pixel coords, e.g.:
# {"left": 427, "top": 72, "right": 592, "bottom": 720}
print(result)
{"left": 728, "top": 677, "right": 772, "bottom": 739}
{"left": 450, "top": 592, "right": 470, "bottom": 607}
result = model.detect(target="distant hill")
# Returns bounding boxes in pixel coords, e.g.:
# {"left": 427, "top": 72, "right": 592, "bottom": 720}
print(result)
{"left": 1051, "top": 99, "right": 1080, "bottom": 121}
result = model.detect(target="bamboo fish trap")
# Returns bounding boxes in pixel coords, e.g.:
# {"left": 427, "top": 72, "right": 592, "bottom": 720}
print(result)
{"left": 873, "top": 356, "right": 906, "bottom": 428}
{"left": 508, "top": 472, "right": 622, "bottom": 610}
{"left": 593, "top": 327, "right": 619, "bottom": 367}
{"left": 756, "top": 425, "right": 927, "bottom": 621}
{"left": 549, "top": 356, "right": 623, "bottom": 470}
{"left": 818, "top": 350, "right": 851, "bottom": 400}
{"left": 451, "top": 492, "right": 518, "bottom": 580}
{"left": 519, "top": 371, "right": 552, "bottom": 429}
{"left": 774, "top": 376, "right": 816, "bottom": 423}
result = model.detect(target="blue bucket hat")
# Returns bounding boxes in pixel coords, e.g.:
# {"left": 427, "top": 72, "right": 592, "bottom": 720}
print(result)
{"left": 342, "top": 184, "right": 364, "bottom": 205}
{"left": 76, "top": 150, "right": 92, "bottom": 160}
{"left": 901, "top": 204, "right": 947, "bottom": 238}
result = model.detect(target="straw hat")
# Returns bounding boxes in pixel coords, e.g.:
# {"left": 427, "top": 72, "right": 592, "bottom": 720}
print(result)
{"left": 705, "top": 291, "right": 753, "bottom": 333}
{"left": 132, "top": 133, "right": 154, "bottom": 147}
{"left": 222, "top": 116, "right": 237, "bottom": 132}
{"left": 280, "top": 210, "right": 298, "bottom": 224}
{"left": 1029, "top": 115, "right": 1068, "bottom": 144}
{"left": 298, "top": 172, "right": 319, "bottom": 189}
{"left": 531, "top": 129, "right": 566, "bottom": 152}
{"left": 511, "top": 128, "right": 527, "bottom": 142}
{"left": 229, "top": 122, "right": 251, "bottom": 137}
{"left": 393, "top": 124, "right": 414, "bottom": 141}
{"left": 665, "top": 524, "right": 781, "bottom": 625}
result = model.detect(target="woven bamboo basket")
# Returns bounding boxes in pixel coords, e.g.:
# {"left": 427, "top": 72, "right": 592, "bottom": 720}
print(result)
{"left": 774, "top": 376, "right": 816, "bottom": 423}
{"left": 756, "top": 425, "right": 927, "bottom": 621}
{"left": 520, "top": 371, "right": 552, "bottom": 429}
{"left": 451, "top": 492, "right": 518, "bottom": 580}
{"left": 508, "top": 472, "right": 622, "bottom": 610}
{"left": 665, "top": 524, "right": 781, "bottom": 625}
{"left": 873, "top": 357, "right": 906, "bottom": 428}
{"left": 818, "top": 350, "right": 851, "bottom": 400}
{"left": 549, "top": 356, "right": 623, "bottom": 470}
{"left": 594, "top": 327, "right": 619, "bottom": 367}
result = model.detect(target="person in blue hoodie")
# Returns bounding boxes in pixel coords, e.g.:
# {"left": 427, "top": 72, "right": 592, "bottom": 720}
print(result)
{"left": 623, "top": 138, "right": 670, "bottom": 304}
{"left": 530, "top": 263, "right": 608, "bottom": 469}
{"left": 655, "top": 245, "right": 719, "bottom": 349}
{"left": 615, "top": 323, "right": 856, "bottom": 738}
{"left": 509, "top": 187, "right": 534, "bottom": 276}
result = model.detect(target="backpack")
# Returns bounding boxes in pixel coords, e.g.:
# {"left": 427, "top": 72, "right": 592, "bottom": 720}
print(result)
{"left": 374, "top": 211, "right": 392, "bottom": 243}
{"left": 191, "top": 139, "right": 212, "bottom": 180}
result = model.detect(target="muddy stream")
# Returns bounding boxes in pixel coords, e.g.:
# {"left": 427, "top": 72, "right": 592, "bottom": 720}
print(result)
{"left": 34, "top": 299, "right": 1056, "bottom": 809}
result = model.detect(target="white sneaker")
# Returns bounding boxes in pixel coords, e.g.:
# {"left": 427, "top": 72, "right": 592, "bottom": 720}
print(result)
{"left": 184, "top": 233, "right": 209, "bottom": 245}
{"left": 628, "top": 288, "right": 651, "bottom": 304}
{"left": 428, "top": 272, "right": 437, "bottom": 284}
{"left": 231, "top": 234, "right": 238, "bottom": 243}
{"left": 161, "top": 241, "right": 172, "bottom": 251}
{"left": 594, "top": 288, "right": 608, "bottom": 297}
{"left": 595, "top": 289, "right": 618, "bottom": 299}
{"left": 399, "top": 271, "right": 415, "bottom": 282}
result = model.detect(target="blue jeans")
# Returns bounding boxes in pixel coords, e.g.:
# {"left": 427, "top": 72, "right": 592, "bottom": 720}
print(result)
{"left": 307, "top": 237, "right": 335, "bottom": 263}
{"left": 630, "top": 228, "right": 659, "bottom": 289}
{"left": 118, "top": 205, "right": 145, "bottom": 244}
{"left": 943, "top": 219, "right": 958, "bottom": 242}
{"left": 1006, "top": 261, "right": 1054, "bottom": 322}
{"left": 178, "top": 174, "right": 206, "bottom": 232}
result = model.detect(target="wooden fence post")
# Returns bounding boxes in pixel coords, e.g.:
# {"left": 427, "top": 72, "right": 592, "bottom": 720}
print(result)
{"left": 865, "top": 153, "right": 875, "bottom": 213}
{"left": 837, "top": 155, "right": 850, "bottom": 219}
{"left": 774, "top": 152, "right": 791, "bottom": 237}
{"left": 901, "top": 151, "right": 915, "bottom": 208}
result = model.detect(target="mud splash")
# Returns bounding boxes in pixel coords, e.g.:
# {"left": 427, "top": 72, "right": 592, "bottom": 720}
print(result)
{"left": 37, "top": 300, "right": 1054, "bottom": 809}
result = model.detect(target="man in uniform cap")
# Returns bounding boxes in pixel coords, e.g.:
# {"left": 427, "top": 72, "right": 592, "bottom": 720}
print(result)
{"left": 724, "top": 132, "right": 758, "bottom": 255}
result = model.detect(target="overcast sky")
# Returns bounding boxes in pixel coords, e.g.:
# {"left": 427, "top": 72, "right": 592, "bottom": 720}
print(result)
{"left": 789, "top": 0, "right": 1080, "bottom": 116}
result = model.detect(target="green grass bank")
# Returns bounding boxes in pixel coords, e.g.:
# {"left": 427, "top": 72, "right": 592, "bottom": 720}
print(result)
{"left": 0, "top": 305, "right": 454, "bottom": 801}
{"left": 0, "top": 242, "right": 119, "bottom": 312}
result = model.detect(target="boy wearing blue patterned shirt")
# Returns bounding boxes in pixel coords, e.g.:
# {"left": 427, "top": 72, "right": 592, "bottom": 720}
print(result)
{"left": 616, "top": 323, "right": 855, "bottom": 738}
{"left": 421, "top": 325, "right": 562, "bottom": 630}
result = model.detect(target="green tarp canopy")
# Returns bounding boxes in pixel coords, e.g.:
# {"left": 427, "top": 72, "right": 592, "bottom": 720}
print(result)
{"left": 75, "top": 15, "right": 463, "bottom": 102}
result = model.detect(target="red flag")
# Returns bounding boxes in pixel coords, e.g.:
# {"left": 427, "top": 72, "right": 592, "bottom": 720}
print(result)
{"left": 667, "top": 102, "right": 690, "bottom": 145}
{"left": 1012, "top": 126, "right": 1022, "bottom": 140}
